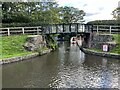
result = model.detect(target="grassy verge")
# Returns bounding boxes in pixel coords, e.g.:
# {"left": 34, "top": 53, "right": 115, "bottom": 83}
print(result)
{"left": 112, "top": 34, "right": 120, "bottom": 44}
{"left": 110, "top": 34, "right": 120, "bottom": 54}
{"left": 1, "top": 35, "right": 33, "bottom": 59}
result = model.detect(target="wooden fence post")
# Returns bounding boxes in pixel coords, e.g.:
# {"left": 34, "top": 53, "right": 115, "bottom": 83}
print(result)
{"left": 7, "top": 28, "right": 10, "bottom": 36}
{"left": 110, "top": 26, "right": 112, "bottom": 34}
{"left": 22, "top": 28, "right": 24, "bottom": 34}
{"left": 37, "top": 27, "right": 39, "bottom": 35}
{"left": 97, "top": 26, "right": 99, "bottom": 34}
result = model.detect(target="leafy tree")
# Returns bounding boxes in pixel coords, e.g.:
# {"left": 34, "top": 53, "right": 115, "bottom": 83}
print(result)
{"left": 60, "top": 6, "right": 85, "bottom": 23}
{"left": 2, "top": 2, "right": 33, "bottom": 23}
{"left": 112, "top": 7, "right": 120, "bottom": 20}
{"left": 2, "top": 2, "right": 85, "bottom": 27}
{"left": 87, "top": 20, "right": 120, "bottom": 25}
{"left": 2, "top": 2, "right": 61, "bottom": 24}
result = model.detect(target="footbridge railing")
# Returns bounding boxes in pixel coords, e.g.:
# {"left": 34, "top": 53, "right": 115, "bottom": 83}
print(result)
{"left": 42, "top": 24, "right": 93, "bottom": 34}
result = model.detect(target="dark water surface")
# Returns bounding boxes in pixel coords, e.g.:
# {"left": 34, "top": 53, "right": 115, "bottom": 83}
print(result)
{"left": 2, "top": 42, "right": 120, "bottom": 88}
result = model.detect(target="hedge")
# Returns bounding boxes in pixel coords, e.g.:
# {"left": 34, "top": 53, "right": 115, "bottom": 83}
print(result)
{"left": 1, "top": 22, "right": 48, "bottom": 28}
{"left": 87, "top": 20, "right": 120, "bottom": 25}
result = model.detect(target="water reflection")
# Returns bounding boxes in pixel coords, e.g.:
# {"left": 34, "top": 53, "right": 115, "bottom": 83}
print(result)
{"left": 2, "top": 42, "right": 119, "bottom": 88}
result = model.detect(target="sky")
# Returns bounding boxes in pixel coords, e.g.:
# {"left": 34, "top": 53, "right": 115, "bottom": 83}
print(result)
{"left": 57, "top": 0, "right": 120, "bottom": 23}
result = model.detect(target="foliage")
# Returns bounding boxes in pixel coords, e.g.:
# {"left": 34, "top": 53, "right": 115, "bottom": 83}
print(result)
{"left": 2, "top": 2, "right": 85, "bottom": 27}
{"left": 1, "top": 35, "right": 32, "bottom": 59}
{"left": 36, "top": 46, "right": 49, "bottom": 55}
{"left": 110, "top": 45, "right": 120, "bottom": 54}
{"left": 2, "top": 2, "right": 61, "bottom": 24}
{"left": 60, "top": 6, "right": 85, "bottom": 23}
{"left": 112, "top": 7, "right": 120, "bottom": 20}
{"left": 2, "top": 22, "right": 44, "bottom": 27}
{"left": 45, "top": 34, "right": 58, "bottom": 50}
{"left": 112, "top": 34, "right": 120, "bottom": 44}
{"left": 87, "top": 20, "right": 120, "bottom": 25}
{"left": 110, "top": 34, "right": 120, "bottom": 54}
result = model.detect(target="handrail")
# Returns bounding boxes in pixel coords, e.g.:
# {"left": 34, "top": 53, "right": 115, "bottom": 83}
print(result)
{"left": 0, "top": 26, "right": 42, "bottom": 36}
{"left": 0, "top": 26, "right": 42, "bottom": 30}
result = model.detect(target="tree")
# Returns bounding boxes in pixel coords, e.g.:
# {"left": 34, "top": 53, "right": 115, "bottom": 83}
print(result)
{"left": 35, "top": 2, "right": 62, "bottom": 24}
{"left": 112, "top": 7, "right": 120, "bottom": 20}
{"left": 2, "top": 2, "right": 85, "bottom": 27}
{"left": 2, "top": 2, "right": 61, "bottom": 24}
{"left": 2, "top": 2, "right": 33, "bottom": 23}
{"left": 60, "top": 6, "right": 85, "bottom": 23}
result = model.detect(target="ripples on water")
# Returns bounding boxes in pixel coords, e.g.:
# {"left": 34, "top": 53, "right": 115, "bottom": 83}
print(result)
{"left": 2, "top": 42, "right": 120, "bottom": 88}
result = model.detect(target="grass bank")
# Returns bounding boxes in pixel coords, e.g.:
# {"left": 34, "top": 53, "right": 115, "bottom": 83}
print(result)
{"left": 1, "top": 35, "right": 33, "bottom": 59}
{"left": 110, "top": 34, "right": 120, "bottom": 54}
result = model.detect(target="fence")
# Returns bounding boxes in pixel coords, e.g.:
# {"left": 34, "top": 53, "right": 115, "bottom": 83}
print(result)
{"left": 0, "top": 26, "right": 42, "bottom": 36}
{"left": 0, "top": 25, "right": 120, "bottom": 36}
{"left": 93, "top": 25, "right": 120, "bottom": 34}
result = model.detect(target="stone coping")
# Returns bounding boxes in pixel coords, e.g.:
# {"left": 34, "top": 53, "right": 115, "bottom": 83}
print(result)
{"left": 1, "top": 49, "right": 52, "bottom": 65}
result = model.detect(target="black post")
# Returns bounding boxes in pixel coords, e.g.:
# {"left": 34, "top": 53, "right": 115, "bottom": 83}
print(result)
{"left": 91, "top": 25, "right": 93, "bottom": 33}
{"left": 63, "top": 24, "right": 64, "bottom": 33}
{"left": 56, "top": 24, "right": 58, "bottom": 34}
{"left": 87, "top": 25, "right": 90, "bottom": 32}
{"left": 69, "top": 24, "right": 71, "bottom": 33}
{"left": 49, "top": 25, "right": 50, "bottom": 34}
{"left": 76, "top": 23, "right": 79, "bottom": 33}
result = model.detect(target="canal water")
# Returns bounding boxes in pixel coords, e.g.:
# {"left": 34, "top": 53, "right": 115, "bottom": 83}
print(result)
{"left": 2, "top": 42, "right": 120, "bottom": 88}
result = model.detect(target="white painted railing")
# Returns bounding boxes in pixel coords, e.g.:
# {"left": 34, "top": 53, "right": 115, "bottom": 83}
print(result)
{"left": 0, "top": 26, "right": 42, "bottom": 36}
{"left": 93, "top": 25, "right": 120, "bottom": 34}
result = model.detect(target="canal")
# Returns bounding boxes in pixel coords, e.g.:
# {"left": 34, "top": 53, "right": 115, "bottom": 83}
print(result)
{"left": 2, "top": 42, "right": 119, "bottom": 88}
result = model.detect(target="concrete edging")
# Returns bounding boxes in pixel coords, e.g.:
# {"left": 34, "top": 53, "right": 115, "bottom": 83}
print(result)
{"left": 76, "top": 42, "right": 120, "bottom": 59}
{"left": 1, "top": 49, "right": 52, "bottom": 65}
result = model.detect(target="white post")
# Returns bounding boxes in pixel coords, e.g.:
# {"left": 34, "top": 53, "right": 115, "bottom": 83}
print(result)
{"left": 110, "top": 26, "right": 111, "bottom": 34}
{"left": 82, "top": 25, "right": 84, "bottom": 32}
{"left": 97, "top": 26, "right": 99, "bottom": 34}
{"left": 83, "top": 25, "right": 85, "bottom": 32}
{"left": 22, "top": 28, "right": 24, "bottom": 34}
{"left": 7, "top": 28, "right": 10, "bottom": 36}
{"left": 37, "top": 27, "right": 39, "bottom": 35}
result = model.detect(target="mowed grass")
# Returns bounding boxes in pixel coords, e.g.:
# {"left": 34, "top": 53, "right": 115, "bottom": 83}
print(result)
{"left": 0, "top": 35, "right": 32, "bottom": 59}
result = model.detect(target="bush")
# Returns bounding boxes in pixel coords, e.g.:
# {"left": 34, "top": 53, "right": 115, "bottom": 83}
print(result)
{"left": 87, "top": 20, "right": 120, "bottom": 25}
{"left": 1, "top": 21, "right": 46, "bottom": 28}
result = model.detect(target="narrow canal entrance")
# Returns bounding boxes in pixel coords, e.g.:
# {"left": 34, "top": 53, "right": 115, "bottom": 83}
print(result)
{"left": 2, "top": 42, "right": 119, "bottom": 88}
